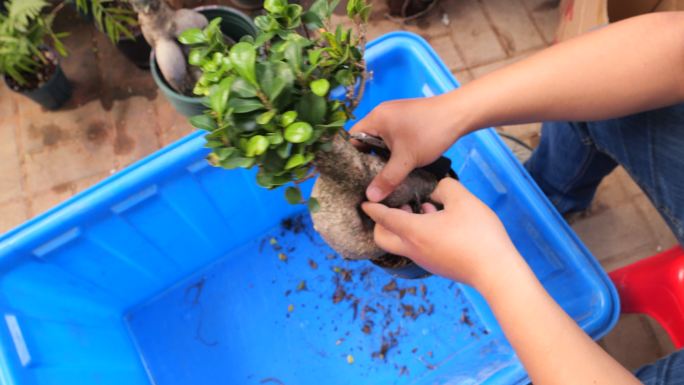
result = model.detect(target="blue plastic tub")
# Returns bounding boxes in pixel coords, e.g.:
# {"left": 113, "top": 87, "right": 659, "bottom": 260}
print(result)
{"left": 0, "top": 32, "right": 618, "bottom": 385}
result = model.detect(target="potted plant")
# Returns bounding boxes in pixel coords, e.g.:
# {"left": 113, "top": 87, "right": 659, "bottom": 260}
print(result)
{"left": 184, "top": 0, "right": 447, "bottom": 278}
{"left": 74, "top": 0, "right": 151, "bottom": 69}
{"left": 124, "top": 0, "right": 256, "bottom": 117}
{"left": 0, "top": 0, "right": 71, "bottom": 110}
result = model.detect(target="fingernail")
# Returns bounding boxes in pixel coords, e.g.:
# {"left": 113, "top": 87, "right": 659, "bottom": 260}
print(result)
{"left": 367, "top": 186, "right": 383, "bottom": 202}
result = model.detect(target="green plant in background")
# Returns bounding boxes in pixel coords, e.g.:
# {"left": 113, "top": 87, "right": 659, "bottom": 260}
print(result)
{"left": 180, "top": 0, "right": 371, "bottom": 209}
{"left": 74, "top": 0, "right": 138, "bottom": 43}
{"left": 0, "top": 0, "right": 68, "bottom": 86}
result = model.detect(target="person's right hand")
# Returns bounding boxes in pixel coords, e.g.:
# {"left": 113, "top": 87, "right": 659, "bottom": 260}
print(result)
{"left": 350, "top": 93, "right": 467, "bottom": 202}
{"left": 361, "top": 178, "right": 521, "bottom": 289}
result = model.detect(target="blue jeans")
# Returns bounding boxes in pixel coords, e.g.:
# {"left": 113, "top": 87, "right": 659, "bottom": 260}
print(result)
{"left": 635, "top": 349, "right": 684, "bottom": 384}
{"left": 524, "top": 104, "right": 684, "bottom": 383}
{"left": 524, "top": 104, "right": 684, "bottom": 245}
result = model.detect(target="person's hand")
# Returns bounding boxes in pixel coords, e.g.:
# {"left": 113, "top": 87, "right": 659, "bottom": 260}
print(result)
{"left": 350, "top": 94, "right": 467, "bottom": 202}
{"left": 361, "top": 178, "right": 520, "bottom": 288}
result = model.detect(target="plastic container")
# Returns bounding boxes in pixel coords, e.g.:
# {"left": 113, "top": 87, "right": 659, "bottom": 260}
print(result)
{"left": 0, "top": 32, "right": 619, "bottom": 385}
{"left": 151, "top": 5, "right": 257, "bottom": 117}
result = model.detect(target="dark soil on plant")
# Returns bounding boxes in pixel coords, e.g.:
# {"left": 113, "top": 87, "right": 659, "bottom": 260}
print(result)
{"left": 5, "top": 53, "right": 57, "bottom": 92}
{"left": 371, "top": 253, "right": 415, "bottom": 269}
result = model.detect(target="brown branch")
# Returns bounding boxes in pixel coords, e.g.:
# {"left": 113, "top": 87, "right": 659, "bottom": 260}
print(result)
{"left": 349, "top": 60, "right": 368, "bottom": 111}
{"left": 294, "top": 171, "right": 318, "bottom": 184}
{"left": 256, "top": 91, "right": 274, "bottom": 110}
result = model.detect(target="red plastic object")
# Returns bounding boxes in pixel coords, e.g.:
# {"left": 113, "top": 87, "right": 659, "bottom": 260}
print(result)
{"left": 609, "top": 246, "right": 684, "bottom": 349}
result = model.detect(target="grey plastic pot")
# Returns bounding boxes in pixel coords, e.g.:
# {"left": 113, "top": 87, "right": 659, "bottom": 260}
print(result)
{"left": 150, "top": 5, "right": 257, "bottom": 117}
{"left": 4, "top": 60, "right": 72, "bottom": 110}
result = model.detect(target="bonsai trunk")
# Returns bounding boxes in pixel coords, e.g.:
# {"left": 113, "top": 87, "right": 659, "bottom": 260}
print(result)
{"left": 310, "top": 134, "right": 438, "bottom": 261}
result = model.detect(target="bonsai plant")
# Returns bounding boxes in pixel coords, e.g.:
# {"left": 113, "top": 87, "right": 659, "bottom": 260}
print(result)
{"left": 128, "top": 0, "right": 256, "bottom": 117}
{"left": 0, "top": 0, "right": 71, "bottom": 109}
{"left": 184, "top": 0, "right": 444, "bottom": 278}
{"left": 73, "top": 0, "right": 151, "bottom": 69}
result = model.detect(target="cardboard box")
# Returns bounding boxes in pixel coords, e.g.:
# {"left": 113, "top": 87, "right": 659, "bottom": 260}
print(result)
{"left": 556, "top": 0, "right": 684, "bottom": 42}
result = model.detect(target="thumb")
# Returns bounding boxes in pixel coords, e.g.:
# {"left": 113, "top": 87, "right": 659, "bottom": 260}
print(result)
{"left": 367, "top": 154, "right": 414, "bottom": 202}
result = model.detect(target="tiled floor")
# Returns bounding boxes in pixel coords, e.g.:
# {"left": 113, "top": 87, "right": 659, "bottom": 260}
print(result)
{"left": 0, "top": 0, "right": 679, "bottom": 372}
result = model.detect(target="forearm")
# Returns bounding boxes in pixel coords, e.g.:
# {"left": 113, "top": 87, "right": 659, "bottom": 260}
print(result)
{"left": 449, "top": 12, "right": 684, "bottom": 133}
{"left": 475, "top": 254, "right": 640, "bottom": 385}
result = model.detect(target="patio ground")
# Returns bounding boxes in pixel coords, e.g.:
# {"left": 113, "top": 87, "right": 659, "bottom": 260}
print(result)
{"left": 0, "top": 0, "right": 679, "bottom": 372}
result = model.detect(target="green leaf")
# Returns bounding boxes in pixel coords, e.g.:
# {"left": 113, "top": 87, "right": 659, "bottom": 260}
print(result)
{"left": 285, "top": 186, "right": 302, "bottom": 204}
{"left": 228, "top": 98, "right": 264, "bottom": 113}
{"left": 202, "top": 60, "right": 219, "bottom": 73}
{"left": 246, "top": 135, "right": 269, "bottom": 156}
{"left": 262, "top": 151, "right": 286, "bottom": 172}
{"left": 285, "top": 154, "right": 306, "bottom": 170}
{"left": 205, "top": 17, "right": 222, "bottom": 37}
{"left": 346, "top": 0, "right": 358, "bottom": 17}
{"left": 277, "top": 143, "right": 292, "bottom": 158}
{"left": 254, "top": 15, "right": 279, "bottom": 32}
{"left": 301, "top": 11, "right": 323, "bottom": 28}
{"left": 255, "top": 31, "right": 276, "bottom": 46}
{"left": 188, "top": 48, "right": 206, "bottom": 66}
{"left": 335, "top": 69, "right": 355, "bottom": 86}
{"left": 230, "top": 42, "right": 257, "bottom": 86}
{"left": 267, "top": 132, "right": 284, "bottom": 145}
{"left": 284, "top": 122, "right": 313, "bottom": 143}
{"left": 221, "top": 157, "right": 256, "bottom": 169}
{"left": 310, "top": 79, "right": 330, "bottom": 97}
{"left": 286, "top": 4, "right": 304, "bottom": 21}
{"left": 317, "top": 119, "right": 346, "bottom": 128}
{"left": 360, "top": 5, "right": 372, "bottom": 22}
{"left": 231, "top": 78, "right": 258, "bottom": 98}
{"left": 257, "top": 110, "right": 277, "bottom": 125}
{"left": 308, "top": 0, "right": 331, "bottom": 22}
{"left": 215, "top": 147, "right": 237, "bottom": 160}
{"left": 292, "top": 166, "right": 311, "bottom": 179}
{"left": 308, "top": 197, "right": 320, "bottom": 213}
{"left": 257, "top": 171, "right": 291, "bottom": 188}
{"left": 308, "top": 49, "right": 322, "bottom": 66}
{"left": 264, "top": 0, "right": 287, "bottom": 13}
{"left": 296, "top": 94, "right": 326, "bottom": 125}
{"left": 240, "top": 34, "right": 255, "bottom": 43}
{"left": 257, "top": 62, "right": 294, "bottom": 102}
{"left": 280, "top": 111, "right": 298, "bottom": 127}
{"left": 190, "top": 115, "right": 217, "bottom": 131}
{"left": 330, "top": 0, "right": 342, "bottom": 12}
{"left": 209, "top": 77, "right": 233, "bottom": 119}
{"left": 234, "top": 113, "right": 260, "bottom": 132}
{"left": 283, "top": 41, "right": 303, "bottom": 74}
{"left": 178, "top": 28, "right": 206, "bottom": 44}
{"left": 193, "top": 84, "right": 209, "bottom": 96}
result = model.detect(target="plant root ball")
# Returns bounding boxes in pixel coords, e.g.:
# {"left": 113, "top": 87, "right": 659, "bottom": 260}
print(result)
{"left": 311, "top": 174, "right": 382, "bottom": 260}
{"left": 310, "top": 135, "right": 437, "bottom": 260}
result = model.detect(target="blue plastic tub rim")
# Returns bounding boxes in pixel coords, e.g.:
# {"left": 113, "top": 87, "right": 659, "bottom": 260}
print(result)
{"left": 0, "top": 29, "right": 620, "bottom": 362}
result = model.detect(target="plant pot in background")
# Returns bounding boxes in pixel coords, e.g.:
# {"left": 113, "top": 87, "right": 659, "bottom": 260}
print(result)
{"left": 151, "top": 5, "right": 257, "bottom": 117}
{"left": 117, "top": 32, "right": 152, "bottom": 70}
{"left": 4, "top": 57, "right": 72, "bottom": 110}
